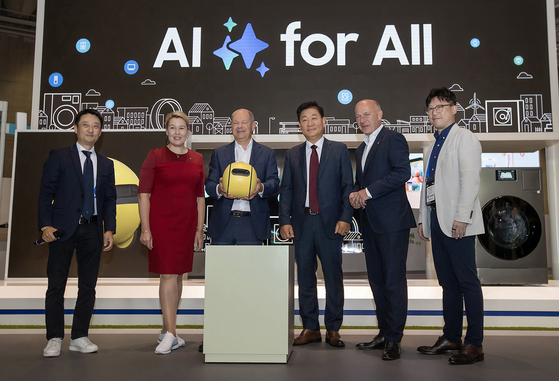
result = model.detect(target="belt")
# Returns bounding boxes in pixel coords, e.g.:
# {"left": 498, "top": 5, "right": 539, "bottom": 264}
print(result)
{"left": 230, "top": 211, "right": 250, "bottom": 217}
{"left": 304, "top": 208, "right": 320, "bottom": 215}
{"left": 79, "top": 215, "right": 98, "bottom": 224}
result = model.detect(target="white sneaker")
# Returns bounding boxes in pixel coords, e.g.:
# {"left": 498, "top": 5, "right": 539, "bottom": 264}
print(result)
{"left": 158, "top": 331, "right": 185, "bottom": 347}
{"left": 69, "top": 337, "right": 98, "bottom": 353}
{"left": 43, "top": 338, "right": 62, "bottom": 357}
{"left": 155, "top": 332, "right": 179, "bottom": 355}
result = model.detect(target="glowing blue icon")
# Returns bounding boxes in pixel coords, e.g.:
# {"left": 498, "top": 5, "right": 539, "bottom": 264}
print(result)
{"left": 470, "top": 38, "right": 480, "bottom": 48}
{"left": 224, "top": 17, "right": 237, "bottom": 33}
{"left": 76, "top": 38, "right": 91, "bottom": 53}
{"left": 338, "top": 89, "right": 353, "bottom": 105}
{"left": 124, "top": 60, "right": 139, "bottom": 75}
{"left": 256, "top": 62, "right": 269, "bottom": 77}
{"left": 228, "top": 23, "right": 269, "bottom": 69}
{"left": 514, "top": 56, "right": 524, "bottom": 65}
{"left": 48, "top": 72, "right": 63, "bottom": 87}
{"left": 105, "top": 100, "right": 115, "bottom": 109}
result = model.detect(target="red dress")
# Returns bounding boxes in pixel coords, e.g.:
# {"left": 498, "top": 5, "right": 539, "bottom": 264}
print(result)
{"left": 139, "top": 147, "right": 205, "bottom": 274}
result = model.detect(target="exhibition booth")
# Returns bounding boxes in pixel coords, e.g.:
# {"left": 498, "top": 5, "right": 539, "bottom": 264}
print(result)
{"left": 2, "top": 0, "right": 559, "bottom": 335}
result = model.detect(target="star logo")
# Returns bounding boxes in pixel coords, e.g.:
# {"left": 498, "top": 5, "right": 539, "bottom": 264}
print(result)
{"left": 223, "top": 17, "right": 237, "bottom": 33}
{"left": 213, "top": 18, "right": 270, "bottom": 76}
{"left": 256, "top": 62, "right": 269, "bottom": 77}
{"left": 213, "top": 36, "right": 239, "bottom": 70}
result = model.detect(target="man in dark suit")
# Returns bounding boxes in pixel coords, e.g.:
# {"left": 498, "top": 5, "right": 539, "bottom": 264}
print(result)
{"left": 279, "top": 101, "right": 353, "bottom": 347}
{"left": 350, "top": 99, "right": 416, "bottom": 360}
{"left": 38, "top": 109, "right": 116, "bottom": 357}
{"left": 206, "top": 108, "right": 279, "bottom": 245}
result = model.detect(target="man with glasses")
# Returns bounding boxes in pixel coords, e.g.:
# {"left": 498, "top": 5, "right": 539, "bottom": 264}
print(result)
{"left": 350, "top": 99, "right": 416, "bottom": 360}
{"left": 417, "top": 87, "right": 485, "bottom": 365}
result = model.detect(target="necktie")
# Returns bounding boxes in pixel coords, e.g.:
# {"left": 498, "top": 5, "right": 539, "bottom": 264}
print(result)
{"left": 309, "top": 145, "right": 320, "bottom": 213}
{"left": 82, "top": 150, "right": 94, "bottom": 220}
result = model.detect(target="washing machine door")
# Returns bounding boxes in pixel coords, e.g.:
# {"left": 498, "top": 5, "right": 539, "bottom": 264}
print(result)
{"left": 478, "top": 195, "right": 542, "bottom": 260}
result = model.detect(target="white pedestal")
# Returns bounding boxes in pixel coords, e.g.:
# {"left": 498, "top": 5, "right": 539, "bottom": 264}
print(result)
{"left": 203, "top": 245, "right": 294, "bottom": 363}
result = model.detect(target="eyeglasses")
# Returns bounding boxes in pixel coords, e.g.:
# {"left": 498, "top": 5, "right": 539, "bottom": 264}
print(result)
{"left": 425, "top": 104, "right": 453, "bottom": 115}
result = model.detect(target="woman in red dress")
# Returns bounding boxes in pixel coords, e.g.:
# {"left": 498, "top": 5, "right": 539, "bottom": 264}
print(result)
{"left": 138, "top": 111, "right": 205, "bottom": 355}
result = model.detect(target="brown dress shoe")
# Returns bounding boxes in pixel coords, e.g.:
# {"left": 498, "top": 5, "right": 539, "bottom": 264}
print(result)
{"left": 356, "top": 333, "right": 385, "bottom": 350}
{"left": 293, "top": 329, "right": 321, "bottom": 346}
{"left": 326, "top": 331, "right": 345, "bottom": 347}
{"left": 448, "top": 344, "right": 484, "bottom": 365}
{"left": 417, "top": 336, "right": 462, "bottom": 355}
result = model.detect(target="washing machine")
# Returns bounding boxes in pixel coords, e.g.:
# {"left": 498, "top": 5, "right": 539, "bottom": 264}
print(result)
{"left": 475, "top": 167, "right": 547, "bottom": 284}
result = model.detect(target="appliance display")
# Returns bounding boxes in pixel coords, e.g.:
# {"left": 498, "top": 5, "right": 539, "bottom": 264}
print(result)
{"left": 475, "top": 168, "right": 547, "bottom": 284}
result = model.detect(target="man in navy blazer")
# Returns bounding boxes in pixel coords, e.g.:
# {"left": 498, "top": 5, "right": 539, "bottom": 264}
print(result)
{"left": 350, "top": 99, "right": 416, "bottom": 360}
{"left": 280, "top": 101, "right": 353, "bottom": 347}
{"left": 38, "top": 109, "right": 116, "bottom": 357}
{"left": 206, "top": 109, "right": 279, "bottom": 244}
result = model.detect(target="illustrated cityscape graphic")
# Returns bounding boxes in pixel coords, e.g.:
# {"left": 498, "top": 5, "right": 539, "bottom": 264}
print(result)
{"left": 39, "top": 85, "right": 553, "bottom": 134}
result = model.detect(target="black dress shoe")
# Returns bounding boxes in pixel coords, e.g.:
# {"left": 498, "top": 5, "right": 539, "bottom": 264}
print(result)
{"left": 198, "top": 342, "right": 203, "bottom": 352}
{"left": 356, "top": 333, "right": 385, "bottom": 350}
{"left": 448, "top": 344, "right": 484, "bottom": 365}
{"left": 417, "top": 336, "right": 461, "bottom": 355}
{"left": 382, "top": 341, "right": 401, "bottom": 361}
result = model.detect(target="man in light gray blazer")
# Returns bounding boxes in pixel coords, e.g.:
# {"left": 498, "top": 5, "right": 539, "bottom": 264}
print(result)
{"left": 417, "top": 87, "right": 485, "bottom": 365}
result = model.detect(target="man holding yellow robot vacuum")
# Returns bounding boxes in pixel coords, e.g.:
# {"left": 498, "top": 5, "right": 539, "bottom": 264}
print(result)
{"left": 206, "top": 108, "right": 280, "bottom": 245}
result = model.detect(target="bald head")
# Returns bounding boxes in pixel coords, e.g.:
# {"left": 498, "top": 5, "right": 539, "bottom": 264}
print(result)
{"left": 355, "top": 99, "right": 383, "bottom": 136}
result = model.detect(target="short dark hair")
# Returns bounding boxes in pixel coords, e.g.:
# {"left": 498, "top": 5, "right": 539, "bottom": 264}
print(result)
{"left": 425, "top": 87, "right": 457, "bottom": 108}
{"left": 296, "top": 101, "right": 324, "bottom": 121}
{"left": 74, "top": 108, "right": 103, "bottom": 127}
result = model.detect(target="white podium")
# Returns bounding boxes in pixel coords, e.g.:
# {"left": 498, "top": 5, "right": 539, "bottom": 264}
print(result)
{"left": 203, "top": 245, "right": 294, "bottom": 363}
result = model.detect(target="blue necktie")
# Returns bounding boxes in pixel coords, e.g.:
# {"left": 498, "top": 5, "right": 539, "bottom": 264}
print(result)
{"left": 82, "top": 150, "right": 94, "bottom": 220}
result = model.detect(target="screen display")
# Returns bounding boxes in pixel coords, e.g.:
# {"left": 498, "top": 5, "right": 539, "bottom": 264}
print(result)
{"left": 496, "top": 169, "right": 517, "bottom": 181}
{"left": 37, "top": 0, "right": 554, "bottom": 135}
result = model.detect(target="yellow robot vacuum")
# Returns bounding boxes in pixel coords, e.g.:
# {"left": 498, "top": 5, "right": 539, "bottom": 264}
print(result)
{"left": 222, "top": 162, "right": 257, "bottom": 198}
{"left": 109, "top": 158, "right": 140, "bottom": 249}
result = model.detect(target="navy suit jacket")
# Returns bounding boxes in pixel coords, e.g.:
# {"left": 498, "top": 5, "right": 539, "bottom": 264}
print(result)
{"left": 38, "top": 144, "right": 117, "bottom": 243}
{"left": 279, "top": 138, "right": 353, "bottom": 241}
{"left": 354, "top": 128, "right": 416, "bottom": 234}
{"left": 206, "top": 140, "right": 279, "bottom": 241}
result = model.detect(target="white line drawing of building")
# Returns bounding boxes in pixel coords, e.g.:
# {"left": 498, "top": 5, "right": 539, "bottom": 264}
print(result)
{"left": 38, "top": 90, "right": 553, "bottom": 133}
{"left": 38, "top": 110, "right": 49, "bottom": 129}
{"left": 188, "top": 103, "right": 215, "bottom": 134}
{"left": 278, "top": 121, "right": 300, "bottom": 134}
{"left": 117, "top": 107, "right": 149, "bottom": 129}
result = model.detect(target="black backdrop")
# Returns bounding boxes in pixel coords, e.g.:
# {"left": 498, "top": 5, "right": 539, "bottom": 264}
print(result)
{"left": 38, "top": 0, "right": 553, "bottom": 134}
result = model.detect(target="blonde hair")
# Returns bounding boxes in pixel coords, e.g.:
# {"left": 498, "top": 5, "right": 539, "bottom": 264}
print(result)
{"left": 164, "top": 111, "right": 190, "bottom": 130}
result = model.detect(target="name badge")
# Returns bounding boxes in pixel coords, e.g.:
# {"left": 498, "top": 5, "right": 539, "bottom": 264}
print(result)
{"left": 426, "top": 178, "right": 435, "bottom": 206}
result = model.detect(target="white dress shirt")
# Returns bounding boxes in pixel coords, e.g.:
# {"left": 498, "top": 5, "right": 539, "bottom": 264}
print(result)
{"left": 76, "top": 142, "right": 98, "bottom": 216}
{"left": 361, "top": 126, "right": 383, "bottom": 198}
